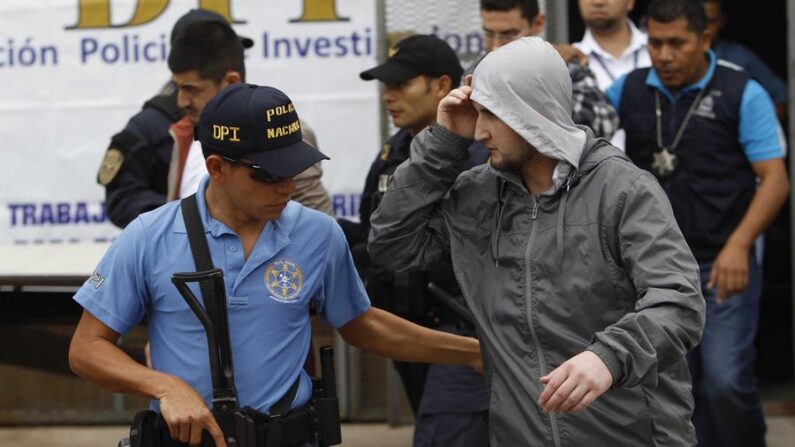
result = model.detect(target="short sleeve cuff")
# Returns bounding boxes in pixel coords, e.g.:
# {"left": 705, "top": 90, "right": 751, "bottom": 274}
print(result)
{"left": 73, "top": 291, "right": 136, "bottom": 335}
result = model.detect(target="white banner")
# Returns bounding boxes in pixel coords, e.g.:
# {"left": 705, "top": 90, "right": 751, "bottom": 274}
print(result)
{"left": 0, "top": 0, "right": 380, "bottom": 276}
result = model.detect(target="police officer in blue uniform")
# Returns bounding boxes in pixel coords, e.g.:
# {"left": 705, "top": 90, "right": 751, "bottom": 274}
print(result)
{"left": 607, "top": 1, "right": 789, "bottom": 446}
{"left": 353, "top": 35, "right": 490, "bottom": 447}
{"left": 70, "top": 83, "right": 482, "bottom": 447}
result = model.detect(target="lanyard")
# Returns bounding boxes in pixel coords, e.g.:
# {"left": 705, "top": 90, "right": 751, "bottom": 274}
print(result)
{"left": 592, "top": 50, "right": 639, "bottom": 83}
{"left": 650, "top": 87, "right": 708, "bottom": 178}
{"left": 655, "top": 87, "right": 708, "bottom": 153}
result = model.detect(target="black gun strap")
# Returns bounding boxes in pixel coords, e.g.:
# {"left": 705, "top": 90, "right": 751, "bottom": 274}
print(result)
{"left": 181, "top": 194, "right": 300, "bottom": 417}
{"left": 181, "top": 195, "right": 220, "bottom": 321}
{"left": 271, "top": 376, "right": 300, "bottom": 416}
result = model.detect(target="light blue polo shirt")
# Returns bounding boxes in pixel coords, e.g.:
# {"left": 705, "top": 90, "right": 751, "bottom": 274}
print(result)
{"left": 74, "top": 176, "right": 370, "bottom": 413}
{"left": 606, "top": 50, "right": 786, "bottom": 163}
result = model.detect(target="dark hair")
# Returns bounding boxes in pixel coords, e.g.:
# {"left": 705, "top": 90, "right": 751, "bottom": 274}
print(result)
{"left": 480, "top": 0, "right": 540, "bottom": 21}
{"left": 648, "top": 0, "right": 708, "bottom": 33}
{"left": 702, "top": 0, "right": 725, "bottom": 14}
{"left": 168, "top": 21, "right": 245, "bottom": 83}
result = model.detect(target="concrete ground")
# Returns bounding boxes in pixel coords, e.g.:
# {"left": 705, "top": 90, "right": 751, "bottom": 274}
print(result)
{"left": 0, "top": 423, "right": 413, "bottom": 447}
{"left": 1, "top": 417, "right": 794, "bottom": 446}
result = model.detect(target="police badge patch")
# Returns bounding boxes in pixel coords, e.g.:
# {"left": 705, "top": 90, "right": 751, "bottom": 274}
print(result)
{"left": 264, "top": 259, "right": 304, "bottom": 302}
{"left": 379, "top": 143, "right": 391, "bottom": 161}
{"left": 97, "top": 148, "right": 124, "bottom": 186}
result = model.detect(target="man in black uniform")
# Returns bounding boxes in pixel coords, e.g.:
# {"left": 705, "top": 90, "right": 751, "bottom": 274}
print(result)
{"left": 352, "top": 35, "right": 490, "bottom": 447}
{"left": 96, "top": 82, "right": 180, "bottom": 228}
{"left": 97, "top": 9, "right": 253, "bottom": 228}
{"left": 97, "top": 9, "right": 332, "bottom": 228}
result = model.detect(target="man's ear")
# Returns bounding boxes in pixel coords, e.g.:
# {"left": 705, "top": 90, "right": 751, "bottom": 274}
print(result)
{"left": 530, "top": 13, "right": 546, "bottom": 36}
{"left": 436, "top": 75, "right": 454, "bottom": 99}
{"left": 700, "top": 29, "right": 713, "bottom": 52}
{"left": 205, "top": 153, "right": 227, "bottom": 181}
{"left": 221, "top": 71, "right": 242, "bottom": 88}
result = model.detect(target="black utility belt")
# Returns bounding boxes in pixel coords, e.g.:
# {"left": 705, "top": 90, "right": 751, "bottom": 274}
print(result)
{"left": 236, "top": 403, "right": 317, "bottom": 447}
{"left": 128, "top": 402, "right": 318, "bottom": 447}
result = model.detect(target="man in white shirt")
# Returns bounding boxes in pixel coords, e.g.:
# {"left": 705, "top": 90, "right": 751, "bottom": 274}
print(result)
{"left": 574, "top": 0, "right": 651, "bottom": 92}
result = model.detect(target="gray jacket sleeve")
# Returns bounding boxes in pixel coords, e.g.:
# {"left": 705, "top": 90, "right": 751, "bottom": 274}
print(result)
{"left": 368, "top": 125, "right": 473, "bottom": 271}
{"left": 587, "top": 172, "right": 705, "bottom": 388}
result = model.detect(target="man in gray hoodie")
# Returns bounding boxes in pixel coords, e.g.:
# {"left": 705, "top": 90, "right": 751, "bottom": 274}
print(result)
{"left": 369, "top": 36, "right": 705, "bottom": 446}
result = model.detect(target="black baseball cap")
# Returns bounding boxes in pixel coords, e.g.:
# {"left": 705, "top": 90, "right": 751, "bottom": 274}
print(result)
{"left": 360, "top": 34, "right": 463, "bottom": 84}
{"left": 198, "top": 84, "right": 329, "bottom": 178}
{"left": 171, "top": 9, "right": 254, "bottom": 49}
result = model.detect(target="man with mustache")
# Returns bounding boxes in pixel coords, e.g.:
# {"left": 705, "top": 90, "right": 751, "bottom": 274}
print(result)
{"left": 607, "top": 1, "right": 789, "bottom": 445}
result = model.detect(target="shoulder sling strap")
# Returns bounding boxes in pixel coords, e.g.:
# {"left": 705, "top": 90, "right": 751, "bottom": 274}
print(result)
{"left": 180, "top": 194, "right": 299, "bottom": 415}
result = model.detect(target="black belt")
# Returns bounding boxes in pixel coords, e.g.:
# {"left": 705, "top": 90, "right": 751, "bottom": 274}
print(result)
{"left": 129, "top": 403, "right": 315, "bottom": 447}
{"left": 254, "top": 404, "right": 316, "bottom": 447}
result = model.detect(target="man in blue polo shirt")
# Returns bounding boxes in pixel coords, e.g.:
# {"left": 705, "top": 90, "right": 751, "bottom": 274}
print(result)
{"left": 69, "top": 84, "right": 481, "bottom": 447}
{"left": 606, "top": 1, "right": 789, "bottom": 446}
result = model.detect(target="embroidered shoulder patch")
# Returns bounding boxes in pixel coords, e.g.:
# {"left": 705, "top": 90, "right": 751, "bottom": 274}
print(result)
{"left": 98, "top": 148, "right": 124, "bottom": 186}
{"left": 379, "top": 143, "right": 391, "bottom": 161}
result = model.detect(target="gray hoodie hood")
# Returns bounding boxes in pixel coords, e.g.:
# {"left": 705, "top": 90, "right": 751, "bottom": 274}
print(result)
{"left": 470, "top": 37, "right": 586, "bottom": 169}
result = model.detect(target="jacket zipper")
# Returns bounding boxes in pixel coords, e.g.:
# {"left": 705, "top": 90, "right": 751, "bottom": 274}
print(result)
{"left": 525, "top": 197, "right": 562, "bottom": 447}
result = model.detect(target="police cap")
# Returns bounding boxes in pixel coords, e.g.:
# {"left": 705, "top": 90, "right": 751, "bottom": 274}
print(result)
{"left": 198, "top": 84, "right": 329, "bottom": 178}
{"left": 360, "top": 34, "right": 463, "bottom": 84}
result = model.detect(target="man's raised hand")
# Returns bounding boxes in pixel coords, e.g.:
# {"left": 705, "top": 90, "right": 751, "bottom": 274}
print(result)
{"left": 437, "top": 74, "right": 478, "bottom": 139}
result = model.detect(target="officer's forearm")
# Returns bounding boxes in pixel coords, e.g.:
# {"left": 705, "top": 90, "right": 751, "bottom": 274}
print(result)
{"left": 726, "top": 160, "right": 789, "bottom": 250}
{"left": 69, "top": 311, "right": 176, "bottom": 400}
{"left": 338, "top": 307, "right": 480, "bottom": 367}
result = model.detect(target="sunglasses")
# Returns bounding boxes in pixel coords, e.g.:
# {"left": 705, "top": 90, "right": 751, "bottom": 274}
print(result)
{"left": 218, "top": 154, "right": 288, "bottom": 184}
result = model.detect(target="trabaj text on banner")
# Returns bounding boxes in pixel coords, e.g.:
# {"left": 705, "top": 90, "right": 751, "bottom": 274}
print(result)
{"left": 0, "top": 0, "right": 380, "bottom": 276}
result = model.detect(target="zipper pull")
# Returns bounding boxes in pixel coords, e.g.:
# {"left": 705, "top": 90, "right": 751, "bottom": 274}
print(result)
{"left": 531, "top": 200, "right": 539, "bottom": 220}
